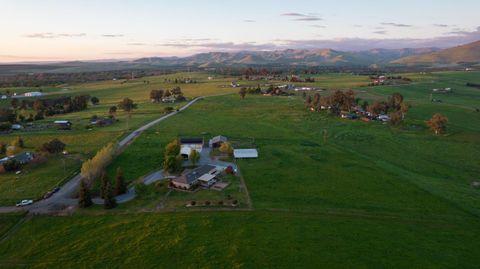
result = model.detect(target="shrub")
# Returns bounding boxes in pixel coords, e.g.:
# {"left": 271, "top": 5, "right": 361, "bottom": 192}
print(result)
{"left": 205, "top": 200, "right": 211, "bottom": 206}
{"left": 190, "top": 200, "right": 196, "bottom": 206}
{"left": 3, "top": 159, "right": 21, "bottom": 172}
{"left": 232, "top": 199, "right": 238, "bottom": 206}
{"left": 218, "top": 200, "right": 224, "bottom": 205}
{"left": 0, "top": 122, "right": 12, "bottom": 131}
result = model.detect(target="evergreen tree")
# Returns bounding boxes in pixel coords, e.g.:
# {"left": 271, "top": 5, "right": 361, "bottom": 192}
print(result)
{"left": 104, "top": 181, "right": 117, "bottom": 209}
{"left": 78, "top": 179, "right": 93, "bottom": 208}
{"left": 114, "top": 167, "right": 127, "bottom": 195}
{"left": 100, "top": 172, "right": 109, "bottom": 199}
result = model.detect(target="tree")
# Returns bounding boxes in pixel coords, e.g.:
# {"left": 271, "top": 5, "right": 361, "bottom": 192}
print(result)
{"left": 90, "top": 96, "right": 99, "bottom": 105}
{"left": 304, "top": 95, "right": 312, "bottom": 109}
{"left": 41, "top": 138, "right": 65, "bottom": 154}
{"left": 118, "top": 98, "right": 137, "bottom": 129}
{"left": 100, "top": 172, "right": 109, "bottom": 199}
{"left": 118, "top": 98, "right": 137, "bottom": 112}
{"left": 400, "top": 102, "right": 409, "bottom": 119}
{"left": 189, "top": 149, "right": 200, "bottom": 166}
{"left": 389, "top": 92, "right": 404, "bottom": 111}
{"left": 78, "top": 179, "right": 93, "bottom": 208}
{"left": 103, "top": 181, "right": 117, "bottom": 209}
{"left": 11, "top": 99, "right": 19, "bottom": 110}
{"left": 11, "top": 137, "right": 24, "bottom": 148}
{"left": 114, "top": 167, "right": 127, "bottom": 195}
{"left": 367, "top": 101, "right": 386, "bottom": 116}
{"left": 163, "top": 155, "right": 182, "bottom": 173}
{"left": 426, "top": 113, "right": 448, "bottom": 135}
{"left": 163, "top": 89, "right": 171, "bottom": 98}
{"left": 108, "top": 106, "right": 117, "bottom": 116}
{"left": 389, "top": 111, "right": 402, "bottom": 126}
{"left": 239, "top": 88, "right": 247, "bottom": 99}
{"left": 219, "top": 142, "right": 233, "bottom": 156}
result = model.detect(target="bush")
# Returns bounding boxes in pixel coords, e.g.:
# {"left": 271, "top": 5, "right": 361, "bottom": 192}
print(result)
{"left": 190, "top": 200, "right": 196, "bottom": 206}
{"left": 204, "top": 200, "right": 211, "bottom": 206}
{"left": 232, "top": 200, "right": 238, "bottom": 206}
{"left": 0, "top": 122, "right": 12, "bottom": 132}
{"left": 3, "top": 159, "right": 21, "bottom": 172}
{"left": 218, "top": 200, "right": 224, "bottom": 205}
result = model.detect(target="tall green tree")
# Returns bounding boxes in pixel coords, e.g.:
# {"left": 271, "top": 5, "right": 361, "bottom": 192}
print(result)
{"left": 100, "top": 172, "right": 109, "bottom": 199}
{"left": 114, "top": 167, "right": 127, "bottom": 195}
{"left": 103, "top": 181, "right": 117, "bottom": 209}
{"left": 189, "top": 149, "right": 200, "bottom": 166}
{"left": 78, "top": 179, "right": 93, "bottom": 208}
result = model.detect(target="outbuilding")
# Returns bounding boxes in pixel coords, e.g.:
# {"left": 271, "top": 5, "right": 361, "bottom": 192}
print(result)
{"left": 209, "top": 135, "right": 227, "bottom": 148}
{"left": 233, "top": 149, "right": 258, "bottom": 159}
{"left": 180, "top": 137, "right": 203, "bottom": 158}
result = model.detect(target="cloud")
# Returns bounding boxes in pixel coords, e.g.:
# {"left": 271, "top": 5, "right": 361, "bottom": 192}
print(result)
{"left": 244, "top": 20, "right": 256, "bottom": 23}
{"left": 102, "top": 34, "right": 124, "bottom": 38}
{"left": 127, "top": 42, "right": 147, "bottom": 46}
{"left": 281, "top": 12, "right": 322, "bottom": 22}
{"left": 310, "top": 25, "right": 326, "bottom": 28}
{"left": 25, "top": 32, "right": 86, "bottom": 38}
{"left": 380, "top": 22, "right": 413, "bottom": 28}
{"left": 281, "top": 12, "right": 308, "bottom": 17}
{"left": 373, "top": 30, "right": 388, "bottom": 35}
{"left": 433, "top": 24, "right": 449, "bottom": 28}
{"left": 293, "top": 17, "right": 322, "bottom": 21}
{"left": 157, "top": 41, "right": 277, "bottom": 52}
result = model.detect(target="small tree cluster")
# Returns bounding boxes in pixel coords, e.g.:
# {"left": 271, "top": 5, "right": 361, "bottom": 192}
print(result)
{"left": 426, "top": 113, "right": 448, "bottom": 135}
{"left": 163, "top": 139, "right": 182, "bottom": 173}
{"left": 219, "top": 142, "right": 234, "bottom": 156}
{"left": 78, "top": 179, "right": 93, "bottom": 208}
{"left": 41, "top": 138, "right": 66, "bottom": 154}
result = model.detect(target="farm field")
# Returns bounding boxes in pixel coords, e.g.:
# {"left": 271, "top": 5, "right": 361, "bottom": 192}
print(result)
{"left": 0, "top": 71, "right": 480, "bottom": 268}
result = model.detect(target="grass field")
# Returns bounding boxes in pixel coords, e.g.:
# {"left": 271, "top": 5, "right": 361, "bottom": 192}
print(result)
{"left": 0, "top": 71, "right": 479, "bottom": 268}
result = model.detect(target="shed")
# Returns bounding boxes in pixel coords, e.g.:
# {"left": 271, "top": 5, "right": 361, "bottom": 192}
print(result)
{"left": 233, "top": 149, "right": 258, "bottom": 159}
{"left": 209, "top": 135, "right": 227, "bottom": 148}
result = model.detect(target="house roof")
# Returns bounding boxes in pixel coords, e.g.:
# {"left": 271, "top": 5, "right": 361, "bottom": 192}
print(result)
{"left": 54, "top": 120, "right": 71, "bottom": 124}
{"left": 180, "top": 137, "right": 203, "bottom": 144}
{"left": 234, "top": 149, "right": 258, "bottom": 158}
{"left": 173, "top": 165, "right": 217, "bottom": 185}
{"left": 209, "top": 135, "right": 227, "bottom": 144}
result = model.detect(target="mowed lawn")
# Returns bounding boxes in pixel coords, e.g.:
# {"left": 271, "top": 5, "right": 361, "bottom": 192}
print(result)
{"left": 0, "top": 211, "right": 479, "bottom": 268}
{"left": 1, "top": 71, "right": 480, "bottom": 268}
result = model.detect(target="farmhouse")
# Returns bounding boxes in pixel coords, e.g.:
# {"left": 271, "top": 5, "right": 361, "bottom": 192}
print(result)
{"left": 209, "top": 135, "right": 227, "bottom": 148}
{"left": 54, "top": 120, "right": 72, "bottom": 130}
{"left": 171, "top": 165, "right": 219, "bottom": 190}
{"left": 180, "top": 137, "right": 203, "bottom": 158}
{"left": 24, "top": 91, "right": 43, "bottom": 97}
{"left": 0, "top": 152, "right": 34, "bottom": 165}
{"left": 233, "top": 149, "right": 258, "bottom": 159}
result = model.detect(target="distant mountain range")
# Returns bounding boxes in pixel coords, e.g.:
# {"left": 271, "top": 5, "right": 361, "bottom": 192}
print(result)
{"left": 134, "top": 47, "right": 441, "bottom": 67}
{"left": 392, "top": 40, "right": 480, "bottom": 66}
{"left": 1, "top": 41, "right": 479, "bottom": 74}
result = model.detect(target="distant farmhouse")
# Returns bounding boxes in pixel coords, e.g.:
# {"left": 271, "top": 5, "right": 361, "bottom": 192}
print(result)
{"left": 54, "top": 120, "right": 72, "bottom": 130}
{"left": 180, "top": 137, "right": 203, "bottom": 158}
{"left": 24, "top": 91, "right": 43, "bottom": 97}
{"left": 0, "top": 152, "right": 34, "bottom": 166}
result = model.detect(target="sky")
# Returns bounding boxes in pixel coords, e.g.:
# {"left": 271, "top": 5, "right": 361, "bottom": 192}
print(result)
{"left": 0, "top": 0, "right": 479, "bottom": 62}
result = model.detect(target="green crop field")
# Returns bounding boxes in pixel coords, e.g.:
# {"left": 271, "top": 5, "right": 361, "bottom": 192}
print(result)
{"left": 0, "top": 71, "right": 480, "bottom": 268}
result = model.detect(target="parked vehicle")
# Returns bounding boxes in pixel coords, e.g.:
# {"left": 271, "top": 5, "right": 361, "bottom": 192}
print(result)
{"left": 16, "top": 200, "right": 33, "bottom": 207}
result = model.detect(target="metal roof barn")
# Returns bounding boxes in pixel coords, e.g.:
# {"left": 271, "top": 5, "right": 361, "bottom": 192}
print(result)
{"left": 233, "top": 149, "right": 258, "bottom": 159}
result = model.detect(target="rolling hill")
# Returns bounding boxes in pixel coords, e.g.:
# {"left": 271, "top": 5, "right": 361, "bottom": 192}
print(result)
{"left": 392, "top": 40, "right": 480, "bottom": 65}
